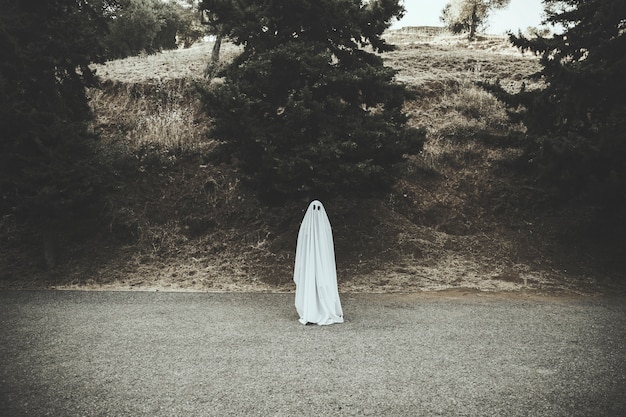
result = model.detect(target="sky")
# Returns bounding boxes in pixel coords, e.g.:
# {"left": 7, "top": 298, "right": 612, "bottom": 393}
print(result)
{"left": 391, "top": 0, "right": 546, "bottom": 35}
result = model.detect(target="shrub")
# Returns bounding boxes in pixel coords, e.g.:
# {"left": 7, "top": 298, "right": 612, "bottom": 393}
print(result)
{"left": 0, "top": 0, "right": 110, "bottom": 268}
{"left": 485, "top": 0, "right": 626, "bottom": 205}
{"left": 104, "top": 0, "right": 203, "bottom": 59}
{"left": 199, "top": 0, "right": 425, "bottom": 202}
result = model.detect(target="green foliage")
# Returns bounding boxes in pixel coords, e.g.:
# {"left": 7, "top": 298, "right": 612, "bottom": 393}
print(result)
{"left": 199, "top": 0, "right": 425, "bottom": 201}
{"left": 0, "top": 0, "right": 110, "bottom": 263}
{"left": 485, "top": 0, "right": 626, "bottom": 204}
{"left": 441, "top": 0, "right": 511, "bottom": 39}
{"left": 104, "top": 0, "right": 204, "bottom": 59}
{"left": 175, "top": 4, "right": 206, "bottom": 49}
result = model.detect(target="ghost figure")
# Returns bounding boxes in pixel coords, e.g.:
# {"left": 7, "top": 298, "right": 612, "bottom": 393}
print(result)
{"left": 293, "top": 200, "right": 344, "bottom": 325}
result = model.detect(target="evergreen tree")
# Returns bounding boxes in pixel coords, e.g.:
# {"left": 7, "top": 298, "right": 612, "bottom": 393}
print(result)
{"left": 0, "top": 0, "right": 111, "bottom": 267}
{"left": 199, "top": 0, "right": 425, "bottom": 202}
{"left": 105, "top": 0, "right": 161, "bottom": 57}
{"left": 441, "top": 0, "right": 511, "bottom": 40}
{"left": 104, "top": 0, "right": 201, "bottom": 59}
{"left": 487, "top": 0, "right": 626, "bottom": 204}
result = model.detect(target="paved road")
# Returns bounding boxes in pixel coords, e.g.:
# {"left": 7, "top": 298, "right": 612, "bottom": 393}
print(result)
{"left": 0, "top": 291, "right": 625, "bottom": 416}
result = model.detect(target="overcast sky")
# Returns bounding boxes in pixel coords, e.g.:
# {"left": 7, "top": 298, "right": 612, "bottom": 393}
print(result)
{"left": 391, "top": 0, "right": 546, "bottom": 34}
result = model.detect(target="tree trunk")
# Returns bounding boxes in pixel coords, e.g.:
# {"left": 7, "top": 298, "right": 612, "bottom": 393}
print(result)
{"left": 211, "top": 34, "right": 222, "bottom": 64}
{"left": 205, "top": 34, "right": 223, "bottom": 78}
{"left": 469, "top": 2, "right": 478, "bottom": 40}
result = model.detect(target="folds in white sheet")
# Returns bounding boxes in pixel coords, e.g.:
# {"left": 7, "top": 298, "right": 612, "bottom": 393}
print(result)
{"left": 294, "top": 200, "right": 344, "bottom": 325}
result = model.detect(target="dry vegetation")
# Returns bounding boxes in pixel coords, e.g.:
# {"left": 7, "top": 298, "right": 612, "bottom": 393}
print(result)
{"left": 2, "top": 29, "right": 624, "bottom": 295}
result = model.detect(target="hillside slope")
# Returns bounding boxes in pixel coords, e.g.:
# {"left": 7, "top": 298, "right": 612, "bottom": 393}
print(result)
{"left": 1, "top": 31, "right": 624, "bottom": 294}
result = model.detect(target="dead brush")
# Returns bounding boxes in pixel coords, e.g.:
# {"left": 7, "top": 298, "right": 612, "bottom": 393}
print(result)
{"left": 452, "top": 79, "right": 508, "bottom": 127}
{"left": 89, "top": 79, "right": 212, "bottom": 154}
{"left": 419, "top": 134, "right": 482, "bottom": 173}
{"left": 406, "top": 64, "right": 525, "bottom": 189}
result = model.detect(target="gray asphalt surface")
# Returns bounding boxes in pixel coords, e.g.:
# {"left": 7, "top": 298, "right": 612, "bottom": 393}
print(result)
{"left": 0, "top": 291, "right": 625, "bottom": 417}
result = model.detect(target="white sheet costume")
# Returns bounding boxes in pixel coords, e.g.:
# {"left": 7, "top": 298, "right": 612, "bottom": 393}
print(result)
{"left": 293, "top": 200, "right": 344, "bottom": 325}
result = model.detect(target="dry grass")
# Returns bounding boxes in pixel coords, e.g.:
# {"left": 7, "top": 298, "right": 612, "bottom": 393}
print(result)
{"left": 88, "top": 78, "right": 212, "bottom": 153}
{"left": 92, "top": 41, "right": 242, "bottom": 83}
{"left": 384, "top": 31, "right": 541, "bottom": 89}
{"left": 88, "top": 40, "right": 242, "bottom": 153}
{"left": 90, "top": 33, "right": 536, "bottom": 156}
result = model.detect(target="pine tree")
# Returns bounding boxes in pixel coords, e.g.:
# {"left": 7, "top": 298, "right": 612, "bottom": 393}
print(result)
{"left": 199, "top": 0, "right": 425, "bottom": 202}
{"left": 488, "top": 0, "right": 626, "bottom": 204}
{"left": 0, "top": 0, "right": 111, "bottom": 267}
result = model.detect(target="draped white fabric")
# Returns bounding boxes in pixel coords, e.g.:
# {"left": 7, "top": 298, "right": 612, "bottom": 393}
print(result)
{"left": 293, "top": 200, "right": 344, "bottom": 325}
